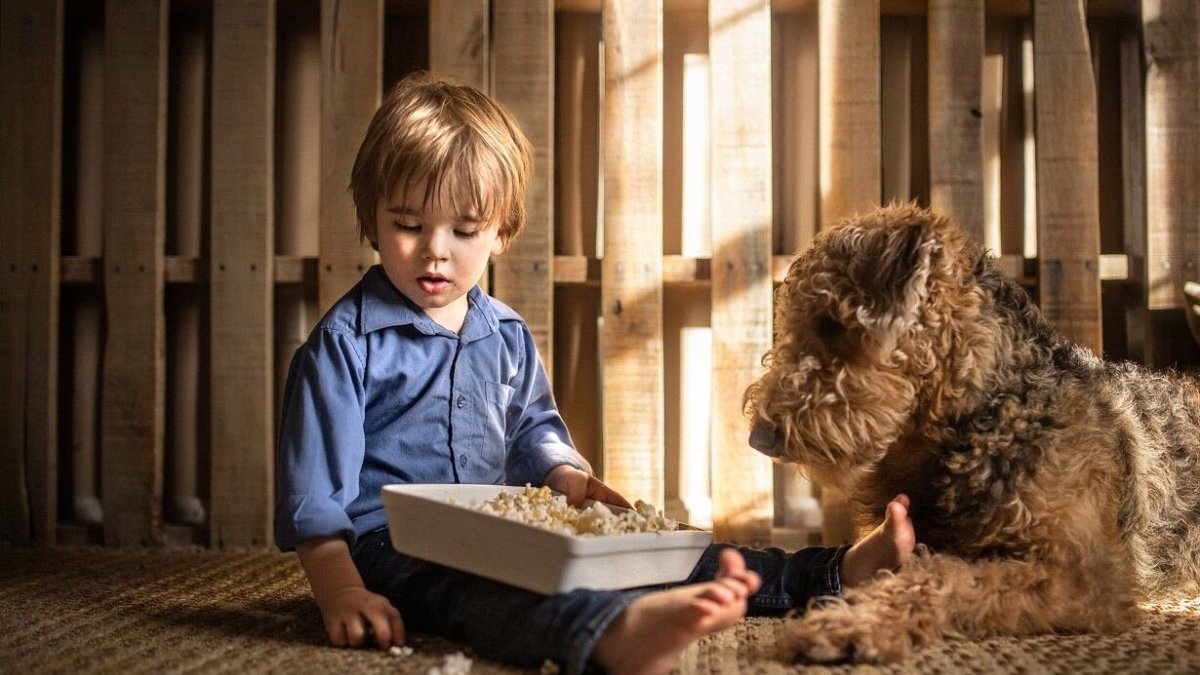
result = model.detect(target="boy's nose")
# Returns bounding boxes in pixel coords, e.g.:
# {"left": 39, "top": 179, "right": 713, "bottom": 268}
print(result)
{"left": 421, "top": 231, "right": 450, "bottom": 260}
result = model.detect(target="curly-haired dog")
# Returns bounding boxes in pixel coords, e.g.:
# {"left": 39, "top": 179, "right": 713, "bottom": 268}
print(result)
{"left": 744, "top": 203, "right": 1200, "bottom": 662}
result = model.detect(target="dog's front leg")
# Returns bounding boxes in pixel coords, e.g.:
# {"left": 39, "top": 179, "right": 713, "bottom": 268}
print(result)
{"left": 786, "top": 550, "right": 1141, "bottom": 663}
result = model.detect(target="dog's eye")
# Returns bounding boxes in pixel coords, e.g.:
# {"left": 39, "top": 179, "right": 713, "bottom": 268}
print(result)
{"left": 814, "top": 315, "right": 846, "bottom": 341}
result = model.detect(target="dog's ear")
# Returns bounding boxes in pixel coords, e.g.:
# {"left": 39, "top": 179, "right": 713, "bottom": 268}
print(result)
{"left": 842, "top": 206, "right": 944, "bottom": 349}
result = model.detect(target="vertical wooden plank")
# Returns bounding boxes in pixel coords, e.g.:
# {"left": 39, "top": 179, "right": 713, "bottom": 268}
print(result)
{"left": 166, "top": 16, "right": 207, "bottom": 527}
{"left": 209, "top": 0, "right": 275, "bottom": 549}
{"left": 1120, "top": 26, "right": 1146, "bottom": 363}
{"left": 993, "top": 20, "right": 1030, "bottom": 257}
{"left": 773, "top": 11, "right": 819, "bottom": 254}
{"left": 553, "top": 12, "right": 601, "bottom": 470}
{"left": 819, "top": 0, "right": 881, "bottom": 230}
{"left": 277, "top": 5, "right": 321, "bottom": 431}
{"left": 817, "top": 0, "right": 880, "bottom": 545}
{"left": 880, "top": 17, "right": 913, "bottom": 203}
{"left": 982, "top": 34, "right": 1004, "bottom": 251}
{"left": 429, "top": 0, "right": 489, "bottom": 90}
{"left": 709, "top": 0, "right": 773, "bottom": 544}
{"left": 1033, "top": 0, "right": 1102, "bottom": 353}
{"left": 1142, "top": 0, "right": 1200, "bottom": 365}
{"left": 70, "top": 23, "right": 105, "bottom": 526}
{"left": 928, "top": 0, "right": 985, "bottom": 241}
{"left": 554, "top": 12, "right": 601, "bottom": 259}
{"left": 102, "top": 0, "right": 168, "bottom": 547}
{"left": 492, "top": 0, "right": 555, "bottom": 370}
{"left": 319, "top": 0, "right": 381, "bottom": 311}
{"left": 601, "top": 0, "right": 664, "bottom": 505}
{"left": 0, "top": 0, "right": 63, "bottom": 545}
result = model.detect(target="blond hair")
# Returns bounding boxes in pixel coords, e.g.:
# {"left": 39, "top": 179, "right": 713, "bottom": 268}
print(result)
{"left": 350, "top": 72, "right": 533, "bottom": 246}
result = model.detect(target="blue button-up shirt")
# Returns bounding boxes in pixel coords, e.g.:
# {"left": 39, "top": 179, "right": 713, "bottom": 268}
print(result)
{"left": 274, "top": 265, "right": 589, "bottom": 550}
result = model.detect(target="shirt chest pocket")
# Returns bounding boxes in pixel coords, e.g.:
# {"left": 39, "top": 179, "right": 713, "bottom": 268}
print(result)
{"left": 476, "top": 380, "right": 516, "bottom": 468}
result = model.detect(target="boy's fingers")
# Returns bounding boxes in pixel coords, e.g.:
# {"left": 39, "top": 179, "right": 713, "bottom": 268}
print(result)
{"left": 344, "top": 618, "right": 367, "bottom": 647}
{"left": 368, "top": 613, "right": 393, "bottom": 649}
{"left": 590, "top": 480, "right": 632, "bottom": 509}
{"left": 740, "top": 570, "right": 762, "bottom": 594}
{"left": 706, "top": 581, "right": 737, "bottom": 603}
{"left": 327, "top": 620, "right": 348, "bottom": 647}
{"left": 389, "top": 609, "right": 407, "bottom": 647}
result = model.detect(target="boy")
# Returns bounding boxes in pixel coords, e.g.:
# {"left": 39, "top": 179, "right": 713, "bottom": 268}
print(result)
{"left": 275, "top": 71, "right": 915, "bottom": 675}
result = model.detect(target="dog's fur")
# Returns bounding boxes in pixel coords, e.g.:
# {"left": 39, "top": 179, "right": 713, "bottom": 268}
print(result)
{"left": 743, "top": 203, "right": 1200, "bottom": 662}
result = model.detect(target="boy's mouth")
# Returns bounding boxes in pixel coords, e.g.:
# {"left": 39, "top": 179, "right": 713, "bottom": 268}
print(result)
{"left": 418, "top": 274, "right": 450, "bottom": 294}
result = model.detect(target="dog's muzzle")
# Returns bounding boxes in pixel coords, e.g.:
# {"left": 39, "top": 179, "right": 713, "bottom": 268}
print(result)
{"left": 749, "top": 422, "right": 782, "bottom": 458}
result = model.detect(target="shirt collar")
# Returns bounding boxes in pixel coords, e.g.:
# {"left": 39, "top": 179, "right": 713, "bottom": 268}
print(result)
{"left": 359, "top": 265, "right": 499, "bottom": 341}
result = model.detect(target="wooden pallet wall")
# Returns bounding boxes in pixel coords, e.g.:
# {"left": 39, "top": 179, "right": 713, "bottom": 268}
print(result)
{"left": 1, "top": 0, "right": 63, "bottom": 546}
{"left": 2, "top": 0, "right": 1196, "bottom": 549}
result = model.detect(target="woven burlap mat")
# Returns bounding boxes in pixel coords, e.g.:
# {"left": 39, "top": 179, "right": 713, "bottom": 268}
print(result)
{"left": 2, "top": 546, "right": 1198, "bottom": 674}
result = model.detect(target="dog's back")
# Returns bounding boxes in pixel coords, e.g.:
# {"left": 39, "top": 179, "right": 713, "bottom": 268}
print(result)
{"left": 981, "top": 254, "right": 1200, "bottom": 593}
{"left": 1102, "top": 361, "right": 1200, "bottom": 593}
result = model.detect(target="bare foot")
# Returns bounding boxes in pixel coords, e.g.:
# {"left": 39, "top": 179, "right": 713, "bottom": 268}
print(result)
{"left": 839, "top": 494, "right": 916, "bottom": 588}
{"left": 593, "top": 549, "right": 761, "bottom": 675}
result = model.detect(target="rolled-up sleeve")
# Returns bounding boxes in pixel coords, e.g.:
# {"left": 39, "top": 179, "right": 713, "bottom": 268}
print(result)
{"left": 503, "top": 324, "right": 592, "bottom": 486}
{"left": 274, "top": 327, "right": 367, "bottom": 551}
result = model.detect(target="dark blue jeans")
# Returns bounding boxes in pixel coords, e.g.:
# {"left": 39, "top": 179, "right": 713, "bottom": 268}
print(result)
{"left": 352, "top": 528, "right": 849, "bottom": 675}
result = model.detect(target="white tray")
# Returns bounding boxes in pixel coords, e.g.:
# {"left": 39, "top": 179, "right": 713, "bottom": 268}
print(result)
{"left": 381, "top": 484, "right": 713, "bottom": 595}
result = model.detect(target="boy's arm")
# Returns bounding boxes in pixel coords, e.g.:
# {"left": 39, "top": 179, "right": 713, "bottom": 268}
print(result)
{"left": 295, "top": 536, "right": 405, "bottom": 650}
{"left": 503, "top": 323, "right": 595, "bottom": 485}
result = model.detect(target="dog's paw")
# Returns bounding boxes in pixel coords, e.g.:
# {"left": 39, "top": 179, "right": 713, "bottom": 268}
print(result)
{"left": 790, "top": 631, "right": 857, "bottom": 664}
{"left": 786, "top": 605, "right": 874, "bottom": 663}
{"left": 786, "top": 602, "right": 909, "bottom": 664}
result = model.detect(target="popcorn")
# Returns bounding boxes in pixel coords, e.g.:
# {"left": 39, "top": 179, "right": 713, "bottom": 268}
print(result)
{"left": 427, "top": 652, "right": 472, "bottom": 675}
{"left": 473, "top": 486, "right": 679, "bottom": 536}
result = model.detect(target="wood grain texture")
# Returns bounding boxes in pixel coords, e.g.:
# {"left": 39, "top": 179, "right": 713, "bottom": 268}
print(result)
{"left": 1120, "top": 25, "right": 1147, "bottom": 362}
{"left": 429, "top": 0, "right": 489, "bottom": 90}
{"left": 709, "top": 0, "right": 774, "bottom": 544}
{"left": 600, "top": 0, "right": 665, "bottom": 504}
{"left": 1033, "top": 0, "right": 1102, "bottom": 353}
{"left": 318, "top": 0, "right": 381, "bottom": 311}
{"left": 209, "top": 0, "right": 276, "bottom": 548}
{"left": 774, "top": 12, "right": 819, "bottom": 254}
{"left": 1142, "top": 1, "right": 1199, "bottom": 314}
{"left": 819, "top": 0, "right": 881, "bottom": 230}
{"left": 0, "top": 0, "right": 63, "bottom": 545}
{"left": 928, "top": 0, "right": 985, "bottom": 240}
{"left": 492, "top": 0, "right": 556, "bottom": 370}
{"left": 101, "top": 0, "right": 168, "bottom": 547}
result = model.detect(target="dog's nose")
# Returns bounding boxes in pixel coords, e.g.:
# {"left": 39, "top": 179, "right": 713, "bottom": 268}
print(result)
{"left": 749, "top": 422, "right": 782, "bottom": 457}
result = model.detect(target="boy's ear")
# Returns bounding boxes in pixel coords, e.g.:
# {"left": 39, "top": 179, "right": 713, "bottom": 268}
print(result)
{"left": 491, "top": 232, "right": 509, "bottom": 256}
{"left": 363, "top": 221, "right": 380, "bottom": 252}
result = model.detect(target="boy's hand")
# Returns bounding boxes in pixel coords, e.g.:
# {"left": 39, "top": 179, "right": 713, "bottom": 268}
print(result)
{"left": 318, "top": 586, "right": 406, "bottom": 649}
{"left": 544, "top": 464, "right": 633, "bottom": 510}
{"left": 294, "top": 536, "right": 405, "bottom": 651}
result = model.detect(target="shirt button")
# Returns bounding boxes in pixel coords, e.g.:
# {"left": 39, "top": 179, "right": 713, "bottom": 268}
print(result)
{"left": 456, "top": 396, "right": 466, "bottom": 409}
{"left": 458, "top": 455, "right": 468, "bottom": 468}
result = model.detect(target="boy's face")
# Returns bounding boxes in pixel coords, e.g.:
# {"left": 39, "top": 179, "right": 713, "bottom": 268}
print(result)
{"left": 370, "top": 178, "right": 506, "bottom": 332}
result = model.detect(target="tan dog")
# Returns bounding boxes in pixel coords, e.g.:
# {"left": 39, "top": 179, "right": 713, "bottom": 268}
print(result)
{"left": 744, "top": 203, "right": 1200, "bottom": 662}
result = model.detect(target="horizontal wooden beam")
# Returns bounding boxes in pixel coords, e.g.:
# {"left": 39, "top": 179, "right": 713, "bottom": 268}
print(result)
{"left": 550, "top": 0, "right": 1137, "bottom": 17}
{"left": 60, "top": 255, "right": 317, "bottom": 284}
{"left": 60, "top": 253, "right": 1133, "bottom": 286}
{"left": 554, "top": 0, "right": 1012, "bottom": 15}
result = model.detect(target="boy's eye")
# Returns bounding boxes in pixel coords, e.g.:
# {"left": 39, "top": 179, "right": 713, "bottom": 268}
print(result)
{"left": 395, "top": 222, "right": 421, "bottom": 233}
{"left": 454, "top": 229, "right": 480, "bottom": 239}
